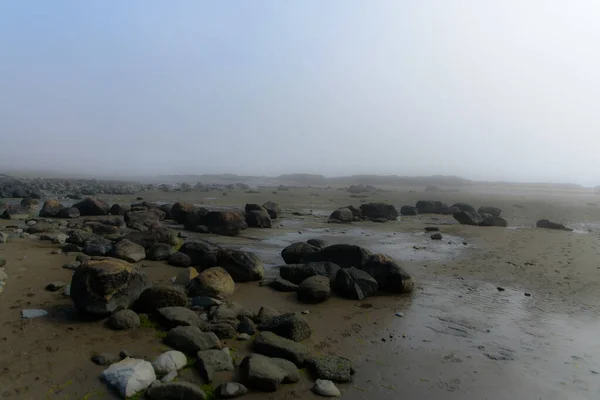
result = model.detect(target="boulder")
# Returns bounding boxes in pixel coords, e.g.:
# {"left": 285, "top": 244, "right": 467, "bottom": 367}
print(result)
{"left": 400, "top": 205, "right": 417, "bottom": 216}
{"left": 20, "top": 197, "right": 38, "bottom": 209}
{"left": 279, "top": 262, "right": 340, "bottom": 285}
{"left": 58, "top": 207, "right": 80, "bottom": 219}
{"left": 328, "top": 208, "right": 353, "bottom": 223}
{"left": 135, "top": 286, "right": 189, "bottom": 313}
{"left": 256, "top": 306, "right": 280, "bottom": 324}
{"left": 205, "top": 211, "right": 247, "bottom": 236}
{"left": 102, "top": 358, "right": 155, "bottom": 398}
{"left": 361, "top": 254, "right": 415, "bottom": 293}
{"left": 332, "top": 267, "right": 378, "bottom": 300}
{"left": 208, "top": 322, "right": 238, "bottom": 339}
{"left": 110, "top": 204, "right": 128, "bottom": 216}
{"left": 146, "top": 381, "right": 207, "bottom": 400}
{"left": 124, "top": 209, "right": 164, "bottom": 231}
{"left": 174, "top": 267, "right": 199, "bottom": 286}
{"left": 450, "top": 203, "right": 476, "bottom": 213}
{"left": 217, "top": 382, "right": 248, "bottom": 399}
{"left": 312, "top": 380, "right": 341, "bottom": 397}
{"left": 237, "top": 316, "right": 256, "bottom": 335}
{"left": 480, "top": 214, "right": 508, "bottom": 227}
{"left": 158, "top": 204, "right": 173, "bottom": 220}
{"left": 71, "top": 258, "right": 150, "bottom": 315}
{"left": 269, "top": 277, "right": 299, "bottom": 292}
{"left": 536, "top": 219, "right": 573, "bottom": 231}
{"left": 307, "top": 356, "right": 355, "bottom": 383}
{"left": 39, "top": 200, "right": 64, "bottom": 217}
{"left": 157, "top": 307, "right": 205, "bottom": 329}
{"left": 147, "top": 243, "right": 173, "bottom": 261}
{"left": 415, "top": 200, "right": 447, "bottom": 214}
{"left": 304, "top": 244, "right": 372, "bottom": 269}
{"left": 168, "top": 252, "right": 192, "bottom": 268}
{"left": 112, "top": 239, "right": 146, "bottom": 263}
{"left": 182, "top": 208, "right": 210, "bottom": 232}
{"left": 453, "top": 211, "right": 484, "bottom": 226}
{"left": 306, "top": 239, "right": 327, "bottom": 249}
{"left": 73, "top": 197, "right": 110, "bottom": 216}
{"left": 240, "top": 354, "right": 299, "bottom": 392}
{"left": 83, "top": 221, "right": 121, "bottom": 236}
{"left": 253, "top": 331, "right": 310, "bottom": 366}
{"left": 83, "top": 237, "right": 113, "bottom": 256}
{"left": 187, "top": 267, "right": 235, "bottom": 299}
{"left": 67, "top": 229, "right": 96, "bottom": 247}
{"left": 262, "top": 201, "right": 281, "bottom": 219}
{"left": 164, "top": 326, "right": 221, "bottom": 354}
{"left": 245, "top": 203, "right": 263, "bottom": 213}
{"left": 217, "top": 249, "right": 264, "bottom": 282}
{"left": 281, "top": 242, "right": 321, "bottom": 264}
{"left": 297, "top": 276, "right": 331, "bottom": 303}
{"left": 119, "top": 228, "right": 178, "bottom": 250}
{"left": 257, "top": 313, "right": 312, "bottom": 342}
{"left": 153, "top": 350, "right": 187, "bottom": 376}
{"left": 210, "top": 302, "right": 256, "bottom": 322}
{"left": 107, "top": 310, "right": 140, "bottom": 330}
{"left": 179, "top": 241, "right": 218, "bottom": 267}
{"left": 196, "top": 349, "right": 234, "bottom": 382}
{"left": 478, "top": 206, "right": 502, "bottom": 217}
{"left": 359, "top": 203, "right": 398, "bottom": 221}
{"left": 246, "top": 209, "right": 273, "bottom": 228}
{"left": 27, "top": 220, "right": 57, "bottom": 234}
{"left": 171, "top": 202, "right": 196, "bottom": 224}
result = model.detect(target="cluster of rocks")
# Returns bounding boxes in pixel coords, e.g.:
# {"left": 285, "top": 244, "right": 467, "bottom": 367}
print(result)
{"left": 328, "top": 202, "right": 398, "bottom": 223}
{"left": 399, "top": 201, "right": 508, "bottom": 227}
{"left": 345, "top": 184, "right": 377, "bottom": 194}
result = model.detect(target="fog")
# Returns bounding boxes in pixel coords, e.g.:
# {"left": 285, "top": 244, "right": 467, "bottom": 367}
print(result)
{"left": 1, "top": 1, "right": 599, "bottom": 185}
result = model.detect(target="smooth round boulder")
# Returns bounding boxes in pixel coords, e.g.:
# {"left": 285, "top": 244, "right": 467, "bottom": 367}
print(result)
{"left": 107, "top": 309, "right": 140, "bottom": 330}
{"left": 281, "top": 242, "right": 320, "bottom": 264}
{"left": 332, "top": 267, "right": 378, "bottom": 300}
{"left": 297, "top": 276, "right": 331, "bottom": 303}
{"left": 168, "top": 252, "right": 192, "bottom": 268}
{"left": 187, "top": 267, "right": 235, "bottom": 300}
{"left": 73, "top": 197, "right": 110, "bottom": 216}
{"left": 246, "top": 209, "right": 272, "bottom": 228}
{"left": 328, "top": 208, "right": 353, "bottom": 223}
{"left": 134, "top": 286, "right": 189, "bottom": 313}
{"left": 217, "top": 249, "right": 264, "bottom": 282}
{"left": 39, "top": 199, "right": 64, "bottom": 218}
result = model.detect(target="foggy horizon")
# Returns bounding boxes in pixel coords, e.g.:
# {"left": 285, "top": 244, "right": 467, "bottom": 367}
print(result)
{"left": 1, "top": 1, "right": 599, "bottom": 185}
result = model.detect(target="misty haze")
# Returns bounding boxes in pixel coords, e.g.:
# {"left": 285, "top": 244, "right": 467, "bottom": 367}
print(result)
{"left": 1, "top": 2, "right": 600, "bottom": 400}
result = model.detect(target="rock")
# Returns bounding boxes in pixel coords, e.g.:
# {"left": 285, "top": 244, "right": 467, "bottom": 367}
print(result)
{"left": 279, "top": 262, "right": 340, "bottom": 285}
{"left": 44, "top": 281, "right": 65, "bottom": 292}
{"left": 246, "top": 209, "right": 273, "bottom": 228}
{"left": 135, "top": 286, "right": 189, "bottom": 313}
{"left": 39, "top": 200, "right": 64, "bottom": 217}
{"left": 313, "top": 380, "right": 341, "bottom": 397}
{"left": 191, "top": 296, "right": 222, "bottom": 309}
{"left": 107, "top": 310, "right": 140, "bottom": 330}
{"left": 182, "top": 208, "right": 211, "bottom": 232}
{"left": 430, "top": 233, "right": 443, "bottom": 240}
{"left": 237, "top": 315, "right": 256, "bottom": 335}
{"left": 0, "top": 232, "right": 8, "bottom": 244}
{"left": 124, "top": 209, "right": 164, "bottom": 231}
{"left": 63, "top": 261, "right": 81, "bottom": 270}
{"left": 395, "top": 312, "right": 404, "bottom": 317}
{"left": 147, "top": 243, "right": 173, "bottom": 261}
{"left": 165, "top": 326, "right": 221, "bottom": 354}
{"left": 83, "top": 237, "right": 113, "bottom": 256}
{"left": 536, "top": 219, "right": 573, "bottom": 231}
{"left": 328, "top": 208, "right": 353, "bottom": 223}
{"left": 120, "top": 228, "right": 178, "bottom": 250}
{"left": 478, "top": 206, "right": 502, "bottom": 217}
{"left": 257, "top": 313, "right": 311, "bottom": 342}
{"left": 332, "top": 267, "right": 378, "bottom": 300}
{"left": 146, "top": 381, "right": 207, "bottom": 400}
{"left": 262, "top": 201, "right": 281, "bottom": 219}
{"left": 415, "top": 200, "right": 447, "bottom": 214}
{"left": 196, "top": 349, "right": 234, "bottom": 382}
{"left": 158, "top": 204, "right": 173, "bottom": 220}
{"left": 210, "top": 302, "right": 255, "bottom": 322}
{"left": 19, "top": 197, "right": 38, "bottom": 209}
{"left": 217, "top": 382, "right": 248, "bottom": 398}
{"left": 187, "top": 267, "right": 235, "bottom": 299}
{"left": 157, "top": 307, "right": 205, "bottom": 329}
{"left": 217, "top": 248, "right": 264, "bottom": 282}
{"left": 240, "top": 353, "right": 299, "bottom": 392}
{"left": 450, "top": 202, "right": 476, "bottom": 213}
{"left": 91, "top": 353, "right": 120, "bottom": 366}
{"left": 171, "top": 202, "right": 196, "bottom": 224}
{"left": 0, "top": 267, "right": 7, "bottom": 294}
{"left": 269, "top": 277, "right": 299, "bottom": 292}
{"left": 256, "top": 305, "right": 280, "bottom": 324}
{"left": 27, "top": 221, "right": 57, "bottom": 234}
{"left": 208, "top": 322, "right": 238, "bottom": 339}
{"left": 58, "top": 207, "right": 80, "bottom": 219}
{"left": 71, "top": 258, "right": 150, "bottom": 316}
{"left": 400, "top": 205, "right": 417, "bottom": 216}
{"left": 85, "top": 216, "right": 125, "bottom": 227}
{"left": 361, "top": 254, "right": 415, "bottom": 293}
{"left": 204, "top": 211, "right": 247, "bottom": 236}
{"left": 480, "top": 214, "right": 508, "bottom": 227}
{"left": 281, "top": 242, "right": 320, "bottom": 264}
{"left": 253, "top": 331, "right": 310, "bottom": 366}
{"left": 0, "top": 257, "right": 6, "bottom": 267}
{"left": 297, "top": 276, "right": 331, "bottom": 303}
{"left": 306, "top": 239, "right": 327, "bottom": 249}
{"left": 161, "top": 371, "right": 177, "bottom": 382}
{"left": 453, "top": 211, "right": 484, "bottom": 226}
{"left": 66, "top": 229, "right": 95, "bottom": 247}
{"left": 307, "top": 356, "right": 354, "bottom": 383}
{"left": 73, "top": 197, "right": 110, "bottom": 216}
{"left": 21, "top": 309, "right": 49, "bottom": 318}
{"left": 112, "top": 239, "right": 146, "bottom": 263}
{"left": 153, "top": 350, "right": 187, "bottom": 376}
{"left": 442, "top": 206, "right": 461, "bottom": 215}
{"left": 102, "top": 358, "right": 156, "bottom": 398}
{"left": 424, "top": 226, "right": 439, "bottom": 232}
{"left": 179, "top": 240, "right": 218, "bottom": 267}
{"left": 359, "top": 203, "right": 398, "bottom": 221}
{"left": 174, "top": 267, "right": 199, "bottom": 286}
{"left": 304, "top": 244, "right": 372, "bottom": 269}
{"left": 110, "top": 204, "right": 128, "bottom": 216}
{"left": 168, "top": 252, "right": 192, "bottom": 268}
{"left": 237, "top": 333, "right": 251, "bottom": 341}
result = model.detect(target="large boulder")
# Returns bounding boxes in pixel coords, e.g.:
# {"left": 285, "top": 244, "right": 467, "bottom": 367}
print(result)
{"left": 73, "top": 197, "right": 110, "bottom": 216}
{"left": 415, "top": 200, "right": 447, "bottom": 214}
{"left": 83, "top": 237, "right": 114, "bottom": 256}
{"left": 179, "top": 241, "right": 218, "bottom": 267}
{"left": 58, "top": 207, "right": 80, "bottom": 219}
{"left": 112, "top": 239, "right": 146, "bottom": 263}
{"left": 107, "top": 309, "right": 140, "bottom": 330}
{"left": 359, "top": 203, "right": 398, "bottom": 221}
{"left": 157, "top": 306, "right": 205, "bottom": 329}
{"left": 450, "top": 203, "right": 476, "bottom": 213}
{"left": 453, "top": 211, "right": 484, "bottom": 226}
{"left": 304, "top": 244, "right": 372, "bottom": 269}
{"left": 246, "top": 209, "right": 272, "bottom": 228}
{"left": 182, "top": 208, "right": 210, "bottom": 232}
{"left": 196, "top": 349, "right": 234, "bottom": 382}
{"left": 83, "top": 221, "right": 121, "bottom": 236}
{"left": 20, "top": 197, "right": 38, "bottom": 210}
{"left": 217, "top": 249, "right": 265, "bottom": 282}
{"left": 297, "top": 276, "right": 331, "bottom": 303}
{"left": 146, "top": 382, "right": 207, "bottom": 400}
{"left": 240, "top": 354, "right": 299, "bottom": 392}
{"left": 110, "top": 204, "right": 128, "bottom": 216}
{"left": 361, "top": 254, "right": 415, "bottom": 293}
{"left": 253, "top": 331, "right": 310, "bottom": 366}
{"left": 269, "top": 277, "right": 299, "bottom": 292}
{"left": 164, "top": 326, "right": 221, "bottom": 354}
{"left": 152, "top": 350, "right": 187, "bottom": 376}
{"left": 332, "top": 267, "right": 378, "bottom": 300}
{"left": 119, "top": 228, "right": 178, "bottom": 250}
{"left": 279, "top": 262, "right": 340, "bottom": 284}
{"left": 210, "top": 302, "right": 256, "bottom": 322}
{"left": 478, "top": 206, "right": 502, "bottom": 217}
{"left": 187, "top": 267, "right": 235, "bottom": 299}
{"left": 168, "top": 252, "right": 192, "bottom": 267}
{"left": 205, "top": 211, "right": 247, "bottom": 236}
{"left": 39, "top": 199, "right": 63, "bottom": 217}
{"left": 536, "top": 219, "right": 573, "bottom": 231}
{"left": 262, "top": 201, "right": 281, "bottom": 219}
{"left": 257, "top": 313, "right": 311, "bottom": 342}
{"left": 146, "top": 243, "right": 173, "bottom": 261}
{"left": 306, "top": 356, "right": 355, "bottom": 383}
{"left": 328, "top": 208, "right": 353, "bottom": 223}
{"left": 480, "top": 214, "right": 508, "bottom": 227}
{"left": 171, "top": 202, "right": 196, "bottom": 224}
{"left": 102, "top": 358, "right": 156, "bottom": 398}
{"left": 66, "top": 229, "right": 96, "bottom": 247}
{"left": 158, "top": 204, "right": 173, "bottom": 220}
{"left": 135, "top": 286, "right": 189, "bottom": 313}
{"left": 400, "top": 205, "right": 417, "bottom": 216}
{"left": 281, "top": 242, "right": 321, "bottom": 264}
{"left": 124, "top": 209, "right": 164, "bottom": 231}
{"left": 71, "top": 258, "right": 151, "bottom": 316}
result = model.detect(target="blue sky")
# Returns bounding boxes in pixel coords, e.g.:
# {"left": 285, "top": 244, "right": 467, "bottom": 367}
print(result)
{"left": 1, "top": 1, "right": 599, "bottom": 184}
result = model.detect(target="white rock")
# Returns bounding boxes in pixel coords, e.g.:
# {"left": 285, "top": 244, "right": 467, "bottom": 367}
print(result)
{"left": 395, "top": 312, "right": 404, "bottom": 317}
{"left": 21, "top": 309, "right": 49, "bottom": 318}
{"left": 152, "top": 350, "right": 187, "bottom": 376}
{"left": 102, "top": 358, "right": 156, "bottom": 398}
{"left": 312, "top": 379, "right": 341, "bottom": 397}
{"left": 63, "top": 285, "right": 71, "bottom": 297}
{"left": 160, "top": 370, "right": 177, "bottom": 382}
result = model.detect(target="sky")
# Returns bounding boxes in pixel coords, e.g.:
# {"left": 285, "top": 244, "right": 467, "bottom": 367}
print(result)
{"left": 0, "top": 1, "right": 599, "bottom": 184}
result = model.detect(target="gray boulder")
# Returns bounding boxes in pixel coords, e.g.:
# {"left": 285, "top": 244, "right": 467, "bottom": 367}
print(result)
{"left": 297, "top": 275, "right": 330, "bottom": 303}
{"left": 240, "top": 353, "right": 299, "bottom": 392}
{"left": 281, "top": 242, "right": 320, "bottom": 264}
{"left": 450, "top": 202, "right": 476, "bottom": 213}
{"left": 164, "top": 326, "right": 221, "bottom": 354}
{"left": 269, "top": 277, "right": 299, "bottom": 292}
{"left": 246, "top": 208, "right": 272, "bottom": 228}
{"left": 135, "top": 286, "right": 189, "bottom": 313}
{"left": 187, "top": 267, "right": 235, "bottom": 300}
{"left": 217, "top": 249, "right": 264, "bottom": 282}
{"left": 359, "top": 203, "right": 398, "bottom": 221}
{"left": 168, "top": 252, "right": 192, "bottom": 268}
{"left": 328, "top": 208, "right": 353, "bottom": 223}
{"left": 58, "top": 207, "right": 80, "bottom": 219}
{"left": 478, "top": 206, "right": 502, "bottom": 217}
{"left": 480, "top": 214, "right": 508, "bottom": 227}
{"left": 361, "top": 254, "right": 415, "bottom": 294}
{"left": 453, "top": 211, "right": 484, "bottom": 226}
{"left": 307, "top": 356, "right": 355, "bottom": 383}
{"left": 83, "top": 237, "right": 113, "bottom": 256}
{"left": 536, "top": 219, "right": 573, "bottom": 231}
{"left": 147, "top": 243, "right": 173, "bottom": 261}
{"left": 179, "top": 240, "right": 218, "bottom": 267}
{"left": 73, "top": 197, "right": 110, "bottom": 216}
{"left": 124, "top": 209, "right": 164, "bottom": 231}
{"left": 256, "top": 305, "right": 280, "bottom": 324}
{"left": 280, "top": 262, "right": 340, "bottom": 285}
{"left": 304, "top": 244, "right": 372, "bottom": 269}
{"left": 332, "top": 267, "right": 378, "bottom": 300}
{"left": 157, "top": 306, "right": 205, "bottom": 329}
{"left": 39, "top": 200, "right": 64, "bottom": 217}
{"left": 253, "top": 331, "right": 310, "bottom": 366}
{"left": 262, "top": 201, "right": 281, "bottom": 219}
{"left": 205, "top": 211, "right": 247, "bottom": 236}
{"left": 107, "top": 309, "right": 140, "bottom": 330}
{"left": 112, "top": 239, "right": 146, "bottom": 263}
{"left": 196, "top": 349, "right": 234, "bottom": 382}
{"left": 257, "top": 313, "right": 312, "bottom": 342}
{"left": 415, "top": 200, "right": 447, "bottom": 214}
{"left": 146, "top": 381, "right": 207, "bottom": 400}
{"left": 400, "top": 205, "right": 417, "bottom": 216}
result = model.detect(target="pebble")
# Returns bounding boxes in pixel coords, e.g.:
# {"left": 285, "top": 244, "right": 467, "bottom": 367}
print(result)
{"left": 21, "top": 309, "right": 49, "bottom": 318}
{"left": 395, "top": 312, "right": 404, "bottom": 317}
{"left": 524, "top": 292, "right": 531, "bottom": 297}
{"left": 497, "top": 286, "right": 505, "bottom": 292}
{"left": 45, "top": 282, "right": 66, "bottom": 292}
{"left": 301, "top": 310, "right": 311, "bottom": 315}
{"left": 312, "top": 379, "right": 341, "bottom": 397}
{"left": 237, "top": 333, "right": 251, "bottom": 341}
{"left": 26, "top": 220, "right": 37, "bottom": 226}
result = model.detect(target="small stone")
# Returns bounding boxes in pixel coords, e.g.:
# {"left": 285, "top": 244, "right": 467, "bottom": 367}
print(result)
{"left": 217, "top": 382, "right": 248, "bottom": 398}
{"left": 91, "top": 353, "right": 120, "bottom": 366}
{"left": 395, "top": 312, "right": 404, "bottom": 317}
{"left": 497, "top": 286, "right": 505, "bottom": 292}
{"left": 107, "top": 310, "right": 140, "bottom": 330}
{"left": 63, "top": 285, "right": 71, "bottom": 296}
{"left": 46, "top": 282, "right": 66, "bottom": 292}
{"left": 21, "top": 309, "right": 49, "bottom": 318}
{"left": 524, "top": 292, "right": 531, "bottom": 297}
{"left": 237, "top": 316, "right": 256, "bottom": 335}
{"left": 313, "top": 379, "right": 341, "bottom": 397}
{"left": 430, "top": 233, "right": 443, "bottom": 240}
{"left": 462, "top": 241, "right": 468, "bottom": 245}
{"left": 237, "top": 333, "right": 251, "bottom": 341}
{"left": 424, "top": 227, "right": 440, "bottom": 232}
{"left": 301, "top": 310, "right": 310, "bottom": 315}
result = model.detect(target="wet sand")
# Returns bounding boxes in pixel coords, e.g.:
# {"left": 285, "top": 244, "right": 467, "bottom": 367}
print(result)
{"left": 2, "top": 185, "right": 600, "bottom": 399}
